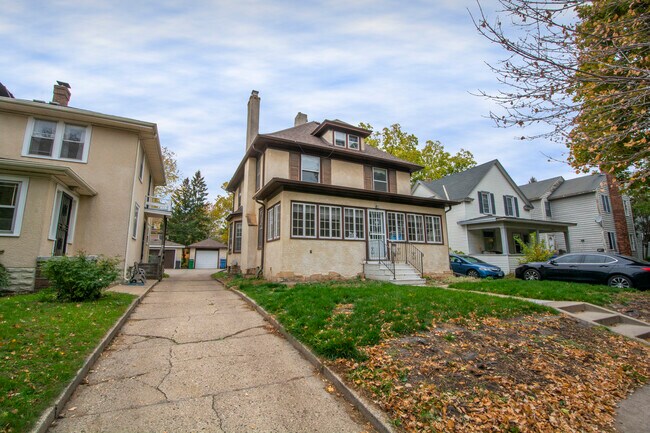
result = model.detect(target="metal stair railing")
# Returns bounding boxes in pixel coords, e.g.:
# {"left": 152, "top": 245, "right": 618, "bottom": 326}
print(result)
{"left": 387, "top": 241, "right": 424, "bottom": 278}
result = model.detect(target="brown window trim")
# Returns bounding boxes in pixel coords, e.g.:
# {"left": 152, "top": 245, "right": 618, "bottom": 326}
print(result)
{"left": 318, "top": 204, "right": 343, "bottom": 240}
{"left": 332, "top": 129, "right": 360, "bottom": 151}
{"left": 424, "top": 214, "right": 444, "bottom": 245}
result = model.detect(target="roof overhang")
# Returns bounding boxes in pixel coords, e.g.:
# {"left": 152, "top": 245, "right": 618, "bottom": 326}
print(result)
{"left": 225, "top": 208, "right": 243, "bottom": 222}
{"left": 0, "top": 157, "right": 97, "bottom": 196}
{"left": 311, "top": 120, "right": 372, "bottom": 138}
{"left": 0, "top": 97, "right": 166, "bottom": 186}
{"left": 254, "top": 178, "right": 458, "bottom": 208}
{"left": 458, "top": 215, "right": 576, "bottom": 231}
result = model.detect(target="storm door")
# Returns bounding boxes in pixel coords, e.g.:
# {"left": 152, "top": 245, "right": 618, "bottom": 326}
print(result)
{"left": 53, "top": 192, "right": 73, "bottom": 256}
{"left": 367, "top": 209, "right": 387, "bottom": 260}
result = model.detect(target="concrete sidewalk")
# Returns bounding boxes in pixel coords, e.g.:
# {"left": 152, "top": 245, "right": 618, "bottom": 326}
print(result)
{"left": 49, "top": 269, "right": 370, "bottom": 433}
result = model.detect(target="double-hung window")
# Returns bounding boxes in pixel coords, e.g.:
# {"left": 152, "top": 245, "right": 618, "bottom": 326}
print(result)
{"left": 503, "top": 195, "right": 519, "bottom": 217}
{"left": 606, "top": 231, "right": 617, "bottom": 251}
{"left": 258, "top": 207, "right": 264, "bottom": 248}
{"left": 301, "top": 155, "right": 320, "bottom": 183}
{"left": 233, "top": 222, "right": 242, "bottom": 252}
{"left": 387, "top": 212, "right": 405, "bottom": 241}
{"left": 0, "top": 176, "right": 29, "bottom": 236}
{"left": 138, "top": 147, "right": 145, "bottom": 182}
{"left": 425, "top": 215, "right": 443, "bottom": 243}
{"left": 348, "top": 135, "right": 359, "bottom": 149}
{"left": 292, "top": 203, "right": 316, "bottom": 238}
{"left": 344, "top": 208, "right": 364, "bottom": 240}
{"left": 267, "top": 204, "right": 281, "bottom": 241}
{"left": 24, "top": 118, "right": 91, "bottom": 162}
{"left": 407, "top": 214, "right": 425, "bottom": 242}
{"left": 629, "top": 233, "right": 637, "bottom": 252}
{"left": 478, "top": 191, "right": 495, "bottom": 215}
{"left": 333, "top": 131, "right": 360, "bottom": 150}
{"left": 544, "top": 200, "right": 552, "bottom": 217}
{"left": 601, "top": 195, "right": 611, "bottom": 213}
{"left": 373, "top": 168, "right": 388, "bottom": 192}
{"left": 319, "top": 205, "right": 341, "bottom": 238}
{"left": 623, "top": 198, "right": 631, "bottom": 217}
{"left": 334, "top": 131, "right": 346, "bottom": 147}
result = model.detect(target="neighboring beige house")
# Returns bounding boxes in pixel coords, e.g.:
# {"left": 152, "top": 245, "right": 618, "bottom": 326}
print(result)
{"left": 0, "top": 82, "right": 169, "bottom": 292}
{"left": 226, "top": 91, "right": 455, "bottom": 284}
{"left": 413, "top": 160, "right": 576, "bottom": 274}
{"left": 519, "top": 173, "right": 641, "bottom": 259}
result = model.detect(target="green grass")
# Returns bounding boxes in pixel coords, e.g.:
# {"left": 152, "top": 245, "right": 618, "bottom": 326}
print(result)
{"left": 447, "top": 278, "right": 638, "bottom": 305}
{"left": 232, "top": 278, "right": 551, "bottom": 360}
{"left": 0, "top": 290, "right": 135, "bottom": 433}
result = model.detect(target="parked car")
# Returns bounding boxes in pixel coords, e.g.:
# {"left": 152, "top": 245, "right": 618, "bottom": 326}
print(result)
{"left": 449, "top": 254, "right": 504, "bottom": 278}
{"left": 515, "top": 253, "right": 650, "bottom": 290}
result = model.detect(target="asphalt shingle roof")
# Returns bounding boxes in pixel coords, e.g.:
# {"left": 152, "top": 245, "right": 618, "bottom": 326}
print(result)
{"left": 518, "top": 176, "right": 564, "bottom": 200}
{"left": 419, "top": 160, "right": 498, "bottom": 200}
{"left": 548, "top": 174, "right": 605, "bottom": 200}
{"left": 187, "top": 239, "right": 228, "bottom": 249}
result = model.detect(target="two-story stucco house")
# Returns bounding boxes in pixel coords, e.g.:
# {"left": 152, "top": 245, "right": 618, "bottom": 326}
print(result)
{"left": 413, "top": 160, "right": 575, "bottom": 274}
{"left": 225, "top": 91, "right": 455, "bottom": 283}
{"left": 518, "top": 173, "right": 640, "bottom": 258}
{"left": 0, "top": 82, "right": 169, "bottom": 292}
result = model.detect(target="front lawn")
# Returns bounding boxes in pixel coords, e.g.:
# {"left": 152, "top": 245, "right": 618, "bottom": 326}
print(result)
{"left": 448, "top": 278, "right": 636, "bottom": 305}
{"left": 229, "top": 277, "right": 550, "bottom": 359}
{"left": 0, "top": 290, "right": 135, "bottom": 433}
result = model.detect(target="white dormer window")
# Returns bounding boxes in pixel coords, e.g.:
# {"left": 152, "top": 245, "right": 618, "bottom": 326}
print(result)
{"left": 23, "top": 118, "right": 91, "bottom": 163}
{"left": 348, "top": 135, "right": 359, "bottom": 149}
{"left": 334, "top": 131, "right": 346, "bottom": 147}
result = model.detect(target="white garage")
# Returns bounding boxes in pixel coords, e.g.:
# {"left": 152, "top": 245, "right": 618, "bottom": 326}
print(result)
{"left": 188, "top": 238, "right": 228, "bottom": 270}
{"left": 195, "top": 250, "right": 220, "bottom": 269}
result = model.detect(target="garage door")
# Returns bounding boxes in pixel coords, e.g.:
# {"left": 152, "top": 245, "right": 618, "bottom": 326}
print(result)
{"left": 195, "top": 250, "right": 219, "bottom": 269}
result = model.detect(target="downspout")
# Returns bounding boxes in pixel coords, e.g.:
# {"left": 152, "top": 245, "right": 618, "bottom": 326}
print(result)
{"left": 255, "top": 198, "right": 265, "bottom": 277}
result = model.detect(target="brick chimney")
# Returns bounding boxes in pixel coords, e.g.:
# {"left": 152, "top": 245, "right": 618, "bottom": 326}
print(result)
{"left": 294, "top": 112, "right": 308, "bottom": 126}
{"left": 246, "top": 90, "right": 260, "bottom": 150}
{"left": 605, "top": 173, "right": 631, "bottom": 255}
{"left": 52, "top": 81, "right": 71, "bottom": 106}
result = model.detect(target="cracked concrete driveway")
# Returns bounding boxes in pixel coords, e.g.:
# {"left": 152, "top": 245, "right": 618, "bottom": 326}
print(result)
{"left": 49, "top": 269, "right": 371, "bottom": 433}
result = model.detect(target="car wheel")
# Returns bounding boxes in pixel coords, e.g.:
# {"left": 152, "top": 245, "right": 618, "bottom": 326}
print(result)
{"left": 467, "top": 269, "right": 480, "bottom": 278}
{"left": 608, "top": 275, "right": 632, "bottom": 289}
{"left": 523, "top": 269, "right": 541, "bottom": 281}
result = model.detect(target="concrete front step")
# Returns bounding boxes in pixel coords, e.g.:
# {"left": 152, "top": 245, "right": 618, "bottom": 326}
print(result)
{"left": 363, "top": 262, "right": 425, "bottom": 286}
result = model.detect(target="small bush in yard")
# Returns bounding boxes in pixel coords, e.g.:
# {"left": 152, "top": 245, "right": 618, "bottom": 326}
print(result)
{"left": 514, "top": 233, "right": 555, "bottom": 264}
{"left": 42, "top": 254, "right": 120, "bottom": 301}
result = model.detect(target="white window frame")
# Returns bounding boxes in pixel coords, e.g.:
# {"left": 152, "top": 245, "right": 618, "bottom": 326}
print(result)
{"left": 348, "top": 135, "right": 360, "bottom": 150}
{"left": 373, "top": 167, "right": 388, "bottom": 192}
{"left": 629, "top": 233, "right": 637, "bottom": 252}
{"left": 300, "top": 155, "right": 320, "bottom": 183}
{"left": 479, "top": 191, "right": 494, "bottom": 214}
{"left": 292, "top": 202, "right": 317, "bottom": 238}
{"left": 344, "top": 207, "right": 365, "bottom": 240}
{"left": 138, "top": 145, "right": 145, "bottom": 182}
{"left": 334, "top": 131, "right": 346, "bottom": 147}
{"left": 407, "top": 214, "right": 425, "bottom": 243}
{"left": 544, "top": 200, "right": 552, "bottom": 217}
{"left": 233, "top": 221, "right": 242, "bottom": 252}
{"left": 319, "top": 205, "right": 342, "bottom": 239}
{"left": 132, "top": 202, "right": 140, "bottom": 239}
{"left": 22, "top": 117, "right": 92, "bottom": 163}
{"left": 601, "top": 195, "right": 611, "bottom": 213}
{"left": 425, "top": 215, "right": 443, "bottom": 244}
{"left": 267, "top": 203, "right": 281, "bottom": 241}
{"left": 504, "top": 195, "right": 515, "bottom": 216}
{"left": 387, "top": 211, "right": 405, "bottom": 242}
{"left": 606, "top": 231, "right": 617, "bottom": 251}
{"left": 48, "top": 184, "right": 79, "bottom": 244}
{"left": 0, "top": 175, "right": 29, "bottom": 237}
{"left": 623, "top": 198, "right": 631, "bottom": 217}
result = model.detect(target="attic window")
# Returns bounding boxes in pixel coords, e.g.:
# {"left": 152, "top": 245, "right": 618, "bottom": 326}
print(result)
{"left": 334, "top": 131, "right": 346, "bottom": 147}
{"left": 333, "top": 131, "right": 360, "bottom": 150}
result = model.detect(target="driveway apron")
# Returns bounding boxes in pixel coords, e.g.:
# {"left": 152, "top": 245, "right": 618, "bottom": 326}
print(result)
{"left": 49, "top": 270, "right": 368, "bottom": 433}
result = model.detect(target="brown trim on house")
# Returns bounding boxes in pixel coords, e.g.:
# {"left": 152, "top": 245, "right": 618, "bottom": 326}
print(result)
{"left": 255, "top": 177, "right": 457, "bottom": 208}
{"left": 289, "top": 152, "right": 300, "bottom": 181}
{"left": 363, "top": 165, "right": 372, "bottom": 190}
{"left": 321, "top": 157, "right": 331, "bottom": 185}
{"left": 225, "top": 209, "right": 243, "bottom": 222}
{"left": 311, "top": 120, "right": 372, "bottom": 138}
{"left": 388, "top": 169, "right": 397, "bottom": 193}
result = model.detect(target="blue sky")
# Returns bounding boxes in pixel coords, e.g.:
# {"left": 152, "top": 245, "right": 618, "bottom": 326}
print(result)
{"left": 0, "top": 0, "right": 580, "bottom": 200}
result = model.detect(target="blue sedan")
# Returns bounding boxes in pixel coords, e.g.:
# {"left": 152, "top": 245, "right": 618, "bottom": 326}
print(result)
{"left": 450, "top": 254, "right": 504, "bottom": 278}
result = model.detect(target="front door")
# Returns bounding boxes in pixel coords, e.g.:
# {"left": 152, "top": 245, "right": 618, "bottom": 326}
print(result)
{"left": 53, "top": 193, "right": 73, "bottom": 256}
{"left": 367, "top": 209, "right": 387, "bottom": 260}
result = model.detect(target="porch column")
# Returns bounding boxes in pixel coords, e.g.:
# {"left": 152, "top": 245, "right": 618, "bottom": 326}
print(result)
{"left": 564, "top": 230, "right": 570, "bottom": 253}
{"left": 500, "top": 226, "right": 509, "bottom": 254}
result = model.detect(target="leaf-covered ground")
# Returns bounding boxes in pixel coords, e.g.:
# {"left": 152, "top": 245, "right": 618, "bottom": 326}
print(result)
{"left": 335, "top": 314, "right": 649, "bottom": 433}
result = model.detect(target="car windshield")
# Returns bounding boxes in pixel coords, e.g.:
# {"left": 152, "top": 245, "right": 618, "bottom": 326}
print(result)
{"left": 461, "top": 256, "right": 486, "bottom": 264}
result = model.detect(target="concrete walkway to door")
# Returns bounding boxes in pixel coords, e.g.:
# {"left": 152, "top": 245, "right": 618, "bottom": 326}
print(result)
{"left": 49, "top": 269, "right": 370, "bottom": 433}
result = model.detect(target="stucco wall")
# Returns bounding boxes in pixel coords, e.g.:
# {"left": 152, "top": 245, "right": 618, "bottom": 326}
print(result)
{"left": 264, "top": 148, "right": 289, "bottom": 182}
{"left": 330, "top": 159, "right": 364, "bottom": 189}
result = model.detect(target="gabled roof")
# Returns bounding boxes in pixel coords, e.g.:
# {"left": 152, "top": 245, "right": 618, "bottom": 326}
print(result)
{"left": 416, "top": 159, "right": 533, "bottom": 209}
{"left": 518, "top": 176, "right": 564, "bottom": 200}
{"left": 188, "top": 238, "right": 228, "bottom": 249}
{"left": 548, "top": 174, "right": 605, "bottom": 201}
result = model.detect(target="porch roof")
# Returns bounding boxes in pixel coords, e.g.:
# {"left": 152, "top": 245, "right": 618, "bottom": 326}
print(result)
{"left": 0, "top": 157, "right": 97, "bottom": 196}
{"left": 254, "top": 177, "right": 458, "bottom": 208}
{"left": 458, "top": 215, "right": 576, "bottom": 231}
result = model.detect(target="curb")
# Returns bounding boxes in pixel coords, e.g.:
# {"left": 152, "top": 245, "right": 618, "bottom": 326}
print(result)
{"left": 29, "top": 281, "right": 160, "bottom": 433}
{"left": 224, "top": 284, "right": 395, "bottom": 433}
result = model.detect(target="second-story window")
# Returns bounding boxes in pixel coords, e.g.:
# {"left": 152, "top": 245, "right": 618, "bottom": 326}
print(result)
{"left": 478, "top": 191, "right": 495, "bottom": 215}
{"left": 138, "top": 147, "right": 145, "bottom": 182}
{"left": 301, "top": 155, "right": 320, "bottom": 183}
{"left": 545, "top": 200, "right": 552, "bottom": 217}
{"left": 623, "top": 198, "right": 631, "bottom": 216}
{"left": 503, "top": 195, "right": 519, "bottom": 217}
{"left": 601, "top": 195, "right": 611, "bottom": 213}
{"left": 25, "top": 118, "right": 91, "bottom": 162}
{"left": 373, "top": 168, "right": 388, "bottom": 192}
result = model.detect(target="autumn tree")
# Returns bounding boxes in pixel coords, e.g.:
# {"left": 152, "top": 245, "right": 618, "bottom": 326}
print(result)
{"left": 472, "top": 0, "right": 649, "bottom": 190}
{"left": 360, "top": 123, "right": 477, "bottom": 182}
{"left": 154, "top": 146, "right": 181, "bottom": 199}
{"left": 208, "top": 182, "right": 233, "bottom": 245}
{"left": 167, "top": 171, "right": 211, "bottom": 246}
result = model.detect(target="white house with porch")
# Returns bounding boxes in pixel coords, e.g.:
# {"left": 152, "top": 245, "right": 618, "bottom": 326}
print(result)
{"left": 413, "top": 160, "right": 575, "bottom": 274}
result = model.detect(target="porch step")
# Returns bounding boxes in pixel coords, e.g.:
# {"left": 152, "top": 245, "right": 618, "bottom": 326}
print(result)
{"left": 363, "top": 262, "right": 426, "bottom": 286}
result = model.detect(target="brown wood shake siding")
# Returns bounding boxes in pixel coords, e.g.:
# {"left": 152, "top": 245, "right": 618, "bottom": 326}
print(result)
{"left": 389, "top": 169, "right": 397, "bottom": 193}
{"left": 364, "top": 165, "right": 372, "bottom": 190}
{"left": 321, "top": 158, "right": 331, "bottom": 185}
{"left": 289, "top": 152, "right": 300, "bottom": 180}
